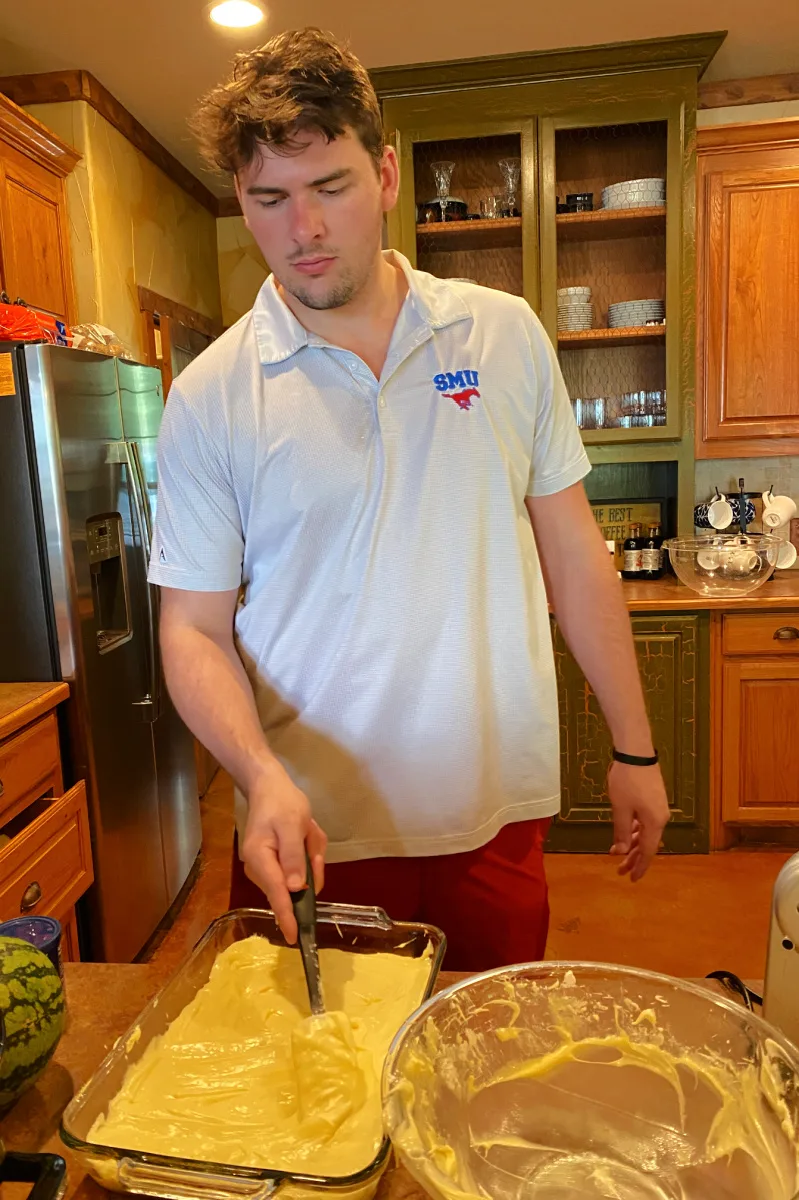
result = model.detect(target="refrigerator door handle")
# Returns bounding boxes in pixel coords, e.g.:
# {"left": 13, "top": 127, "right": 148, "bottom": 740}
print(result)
{"left": 119, "top": 440, "right": 160, "bottom": 722}
{"left": 129, "top": 439, "right": 153, "bottom": 546}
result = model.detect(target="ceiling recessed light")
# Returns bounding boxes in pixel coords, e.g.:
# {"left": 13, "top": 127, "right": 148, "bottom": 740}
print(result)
{"left": 209, "top": 1, "right": 265, "bottom": 28}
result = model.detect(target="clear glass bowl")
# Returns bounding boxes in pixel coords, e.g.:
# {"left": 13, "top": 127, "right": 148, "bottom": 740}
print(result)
{"left": 61, "top": 907, "right": 445, "bottom": 1200}
{"left": 664, "top": 533, "right": 781, "bottom": 597}
{"left": 383, "top": 962, "right": 799, "bottom": 1200}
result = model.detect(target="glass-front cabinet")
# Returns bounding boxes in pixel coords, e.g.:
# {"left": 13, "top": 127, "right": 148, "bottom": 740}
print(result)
{"left": 378, "top": 38, "right": 710, "bottom": 462}
{"left": 539, "top": 105, "right": 684, "bottom": 443}
{"left": 388, "top": 120, "right": 538, "bottom": 309}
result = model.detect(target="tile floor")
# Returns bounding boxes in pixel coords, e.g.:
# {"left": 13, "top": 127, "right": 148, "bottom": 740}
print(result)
{"left": 144, "top": 771, "right": 792, "bottom": 984}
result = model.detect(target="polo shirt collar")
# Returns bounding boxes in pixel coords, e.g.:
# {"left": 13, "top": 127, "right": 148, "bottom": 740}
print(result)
{"left": 252, "top": 250, "right": 471, "bottom": 366}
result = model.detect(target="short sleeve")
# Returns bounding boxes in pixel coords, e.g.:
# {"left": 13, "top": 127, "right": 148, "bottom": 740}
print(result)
{"left": 147, "top": 385, "right": 243, "bottom": 591}
{"left": 526, "top": 316, "right": 591, "bottom": 498}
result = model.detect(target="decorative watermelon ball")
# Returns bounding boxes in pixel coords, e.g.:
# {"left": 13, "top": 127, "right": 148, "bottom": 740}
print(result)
{"left": 0, "top": 935, "right": 65, "bottom": 1112}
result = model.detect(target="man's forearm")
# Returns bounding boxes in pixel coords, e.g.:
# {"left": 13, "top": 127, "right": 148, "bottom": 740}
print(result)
{"left": 161, "top": 623, "right": 279, "bottom": 794}
{"left": 548, "top": 535, "right": 654, "bottom": 757}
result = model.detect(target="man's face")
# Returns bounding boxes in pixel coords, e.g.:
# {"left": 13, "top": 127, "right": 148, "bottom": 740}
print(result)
{"left": 235, "top": 129, "right": 399, "bottom": 311}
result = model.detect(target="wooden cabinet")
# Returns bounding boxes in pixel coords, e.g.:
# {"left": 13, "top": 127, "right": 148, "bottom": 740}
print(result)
{"left": 375, "top": 35, "right": 713, "bottom": 457}
{"left": 547, "top": 613, "right": 710, "bottom": 853}
{"left": 0, "top": 684, "right": 94, "bottom": 960}
{"left": 0, "top": 92, "right": 78, "bottom": 320}
{"left": 696, "top": 120, "right": 799, "bottom": 457}
{"left": 718, "top": 612, "right": 799, "bottom": 824}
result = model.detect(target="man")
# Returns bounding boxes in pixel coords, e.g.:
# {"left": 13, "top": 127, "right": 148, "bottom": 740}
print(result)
{"left": 148, "top": 28, "right": 669, "bottom": 971}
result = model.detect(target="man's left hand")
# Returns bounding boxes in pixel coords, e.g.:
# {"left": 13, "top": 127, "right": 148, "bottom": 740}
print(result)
{"left": 608, "top": 761, "right": 670, "bottom": 881}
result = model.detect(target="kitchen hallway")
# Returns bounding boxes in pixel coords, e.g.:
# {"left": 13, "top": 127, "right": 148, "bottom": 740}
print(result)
{"left": 143, "top": 771, "right": 792, "bottom": 984}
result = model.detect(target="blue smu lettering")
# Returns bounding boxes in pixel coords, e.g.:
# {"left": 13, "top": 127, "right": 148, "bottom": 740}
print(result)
{"left": 433, "top": 370, "right": 479, "bottom": 391}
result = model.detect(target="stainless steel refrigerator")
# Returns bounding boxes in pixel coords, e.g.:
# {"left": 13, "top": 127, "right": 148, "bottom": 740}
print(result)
{"left": 0, "top": 343, "right": 202, "bottom": 962}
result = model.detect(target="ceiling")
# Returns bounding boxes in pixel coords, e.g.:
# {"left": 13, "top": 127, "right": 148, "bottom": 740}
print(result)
{"left": 1, "top": 0, "right": 798, "bottom": 196}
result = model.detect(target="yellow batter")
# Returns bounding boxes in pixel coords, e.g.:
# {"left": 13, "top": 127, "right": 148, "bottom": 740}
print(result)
{"left": 89, "top": 935, "right": 431, "bottom": 1176}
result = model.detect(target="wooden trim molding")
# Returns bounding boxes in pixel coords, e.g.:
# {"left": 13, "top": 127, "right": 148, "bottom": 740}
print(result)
{"left": 0, "top": 91, "right": 80, "bottom": 176}
{"left": 699, "top": 72, "right": 799, "bottom": 110}
{"left": 0, "top": 70, "right": 220, "bottom": 215}
{"left": 217, "top": 195, "right": 242, "bottom": 218}
{"left": 370, "top": 32, "right": 727, "bottom": 98}
{"left": 698, "top": 118, "right": 799, "bottom": 153}
{"left": 138, "top": 286, "right": 222, "bottom": 339}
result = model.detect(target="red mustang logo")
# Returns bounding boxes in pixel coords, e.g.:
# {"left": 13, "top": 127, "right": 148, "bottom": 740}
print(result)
{"left": 443, "top": 387, "right": 480, "bottom": 411}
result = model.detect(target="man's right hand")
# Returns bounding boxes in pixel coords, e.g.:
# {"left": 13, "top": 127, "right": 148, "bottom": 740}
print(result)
{"left": 240, "top": 764, "right": 327, "bottom": 944}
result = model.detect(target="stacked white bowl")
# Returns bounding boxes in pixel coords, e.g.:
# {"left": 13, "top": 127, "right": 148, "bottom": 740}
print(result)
{"left": 601, "top": 177, "right": 666, "bottom": 210}
{"left": 558, "top": 286, "right": 593, "bottom": 332}
{"left": 608, "top": 299, "right": 665, "bottom": 329}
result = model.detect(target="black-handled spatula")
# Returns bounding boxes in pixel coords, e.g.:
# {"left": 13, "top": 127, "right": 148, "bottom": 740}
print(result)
{"left": 289, "top": 852, "right": 325, "bottom": 1016}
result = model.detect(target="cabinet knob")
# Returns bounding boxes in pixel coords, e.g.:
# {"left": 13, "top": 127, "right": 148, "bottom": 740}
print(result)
{"left": 773, "top": 626, "right": 799, "bottom": 641}
{"left": 20, "top": 881, "right": 42, "bottom": 912}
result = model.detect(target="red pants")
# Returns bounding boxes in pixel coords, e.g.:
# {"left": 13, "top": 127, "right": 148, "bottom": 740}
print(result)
{"left": 229, "top": 818, "right": 551, "bottom": 973}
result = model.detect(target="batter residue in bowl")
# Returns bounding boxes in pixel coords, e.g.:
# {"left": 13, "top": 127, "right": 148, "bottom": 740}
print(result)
{"left": 388, "top": 978, "right": 799, "bottom": 1200}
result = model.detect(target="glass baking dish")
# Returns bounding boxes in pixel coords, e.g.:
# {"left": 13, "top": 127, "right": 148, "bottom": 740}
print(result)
{"left": 61, "top": 906, "right": 446, "bottom": 1200}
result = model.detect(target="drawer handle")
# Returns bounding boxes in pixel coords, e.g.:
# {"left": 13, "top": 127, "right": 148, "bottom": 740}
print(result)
{"left": 773, "top": 626, "right": 799, "bottom": 641}
{"left": 0, "top": 778, "right": 3, "bottom": 798}
{"left": 20, "top": 881, "right": 42, "bottom": 912}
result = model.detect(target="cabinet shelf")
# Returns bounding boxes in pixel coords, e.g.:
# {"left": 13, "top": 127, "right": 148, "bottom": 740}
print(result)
{"left": 556, "top": 206, "right": 666, "bottom": 240}
{"left": 416, "top": 217, "right": 522, "bottom": 251}
{"left": 558, "top": 325, "right": 666, "bottom": 349}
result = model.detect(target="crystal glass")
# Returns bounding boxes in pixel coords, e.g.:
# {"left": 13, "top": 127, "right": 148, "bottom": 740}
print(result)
{"left": 430, "top": 160, "right": 455, "bottom": 223}
{"left": 498, "top": 157, "right": 521, "bottom": 217}
{"left": 384, "top": 961, "right": 799, "bottom": 1200}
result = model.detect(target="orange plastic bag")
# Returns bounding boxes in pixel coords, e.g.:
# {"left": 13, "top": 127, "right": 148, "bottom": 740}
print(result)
{"left": 0, "top": 303, "right": 71, "bottom": 345}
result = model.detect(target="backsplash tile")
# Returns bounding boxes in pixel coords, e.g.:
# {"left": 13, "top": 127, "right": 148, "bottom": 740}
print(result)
{"left": 694, "top": 457, "right": 799, "bottom": 505}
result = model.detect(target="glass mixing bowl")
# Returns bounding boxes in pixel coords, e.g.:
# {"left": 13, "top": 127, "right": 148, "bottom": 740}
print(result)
{"left": 664, "top": 533, "right": 781, "bottom": 598}
{"left": 383, "top": 962, "right": 799, "bottom": 1200}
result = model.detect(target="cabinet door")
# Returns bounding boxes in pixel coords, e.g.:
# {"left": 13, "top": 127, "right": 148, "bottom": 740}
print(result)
{"left": 697, "top": 123, "right": 799, "bottom": 454}
{"left": 721, "top": 659, "right": 799, "bottom": 822}
{"left": 382, "top": 109, "right": 539, "bottom": 311}
{"left": 548, "top": 613, "right": 709, "bottom": 852}
{"left": 539, "top": 101, "right": 687, "bottom": 446}
{"left": 0, "top": 139, "right": 74, "bottom": 320}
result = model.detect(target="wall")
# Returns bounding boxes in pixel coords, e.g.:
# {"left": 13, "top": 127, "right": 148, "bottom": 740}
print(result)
{"left": 27, "top": 100, "right": 222, "bottom": 362}
{"left": 217, "top": 216, "right": 269, "bottom": 328}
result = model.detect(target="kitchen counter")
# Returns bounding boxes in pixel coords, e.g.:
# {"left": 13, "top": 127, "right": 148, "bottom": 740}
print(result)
{"left": 619, "top": 574, "right": 799, "bottom": 611}
{"left": 0, "top": 681, "right": 69, "bottom": 740}
{"left": 0, "top": 961, "right": 758, "bottom": 1200}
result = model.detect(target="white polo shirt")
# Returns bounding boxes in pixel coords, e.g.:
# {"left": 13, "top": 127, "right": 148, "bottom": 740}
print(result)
{"left": 148, "top": 251, "right": 590, "bottom": 862}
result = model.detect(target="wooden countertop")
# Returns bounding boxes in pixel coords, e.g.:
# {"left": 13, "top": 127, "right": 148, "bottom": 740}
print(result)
{"left": 0, "top": 961, "right": 759, "bottom": 1200}
{"left": 620, "top": 574, "right": 799, "bottom": 611}
{"left": 0, "top": 681, "right": 69, "bottom": 740}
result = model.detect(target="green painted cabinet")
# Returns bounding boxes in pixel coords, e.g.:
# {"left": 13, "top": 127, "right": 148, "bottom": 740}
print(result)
{"left": 547, "top": 612, "right": 710, "bottom": 853}
{"left": 373, "top": 34, "right": 722, "bottom": 502}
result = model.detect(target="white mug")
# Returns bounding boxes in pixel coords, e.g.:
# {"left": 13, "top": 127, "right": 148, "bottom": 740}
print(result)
{"left": 762, "top": 493, "right": 797, "bottom": 529}
{"left": 777, "top": 539, "right": 798, "bottom": 569}
{"left": 707, "top": 496, "right": 734, "bottom": 529}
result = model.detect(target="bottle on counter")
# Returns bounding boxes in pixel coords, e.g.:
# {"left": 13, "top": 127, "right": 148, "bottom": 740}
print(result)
{"left": 641, "top": 523, "right": 664, "bottom": 580}
{"left": 622, "top": 523, "right": 644, "bottom": 580}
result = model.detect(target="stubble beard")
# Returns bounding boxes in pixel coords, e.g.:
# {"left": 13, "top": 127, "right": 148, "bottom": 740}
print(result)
{"left": 288, "top": 273, "right": 360, "bottom": 311}
{"left": 285, "top": 225, "right": 382, "bottom": 311}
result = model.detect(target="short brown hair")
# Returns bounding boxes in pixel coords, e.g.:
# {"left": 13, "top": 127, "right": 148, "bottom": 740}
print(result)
{"left": 193, "top": 27, "right": 384, "bottom": 175}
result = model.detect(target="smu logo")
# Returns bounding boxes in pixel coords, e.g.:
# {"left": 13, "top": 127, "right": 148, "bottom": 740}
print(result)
{"left": 433, "top": 370, "right": 480, "bottom": 411}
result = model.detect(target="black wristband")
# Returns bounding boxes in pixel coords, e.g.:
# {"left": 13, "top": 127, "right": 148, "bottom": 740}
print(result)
{"left": 613, "top": 748, "right": 659, "bottom": 767}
